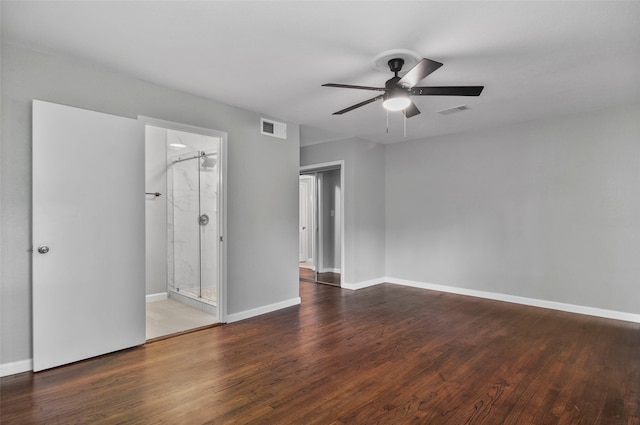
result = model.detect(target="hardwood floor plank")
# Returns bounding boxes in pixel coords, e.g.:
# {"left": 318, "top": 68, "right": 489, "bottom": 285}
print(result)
{"left": 1, "top": 281, "right": 639, "bottom": 424}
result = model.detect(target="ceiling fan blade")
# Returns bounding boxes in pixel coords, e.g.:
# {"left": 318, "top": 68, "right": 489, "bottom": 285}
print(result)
{"left": 404, "top": 101, "right": 421, "bottom": 118}
{"left": 398, "top": 58, "right": 443, "bottom": 88}
{"left": 332, "top": 95, "right": 383, "bottom": 115}
{"left": 410, "top": 86, "right": 484, "bottom": 96}
{"left": 322, "top": 83, "right": 385, "bottom": 91}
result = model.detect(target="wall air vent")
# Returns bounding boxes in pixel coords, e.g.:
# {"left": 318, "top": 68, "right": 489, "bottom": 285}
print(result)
{"left": 261, "top": 118, "right": 287, "bottom": 139}
{"left": 438, "top": 104, "right": 470, "bottom": 115}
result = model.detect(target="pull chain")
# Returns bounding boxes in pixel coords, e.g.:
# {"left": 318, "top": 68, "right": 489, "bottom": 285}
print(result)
{"left": 386, "top": 110, "right": 389, "bottom": 134}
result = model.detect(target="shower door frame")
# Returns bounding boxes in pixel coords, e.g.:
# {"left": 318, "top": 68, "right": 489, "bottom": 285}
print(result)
{"left": 140, "top": 116, "right": 228, "bottom": 323}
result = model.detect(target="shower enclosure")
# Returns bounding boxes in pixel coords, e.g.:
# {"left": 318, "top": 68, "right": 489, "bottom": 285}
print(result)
{"left": 167, "top": 135, "right": 220, "bottom": 312}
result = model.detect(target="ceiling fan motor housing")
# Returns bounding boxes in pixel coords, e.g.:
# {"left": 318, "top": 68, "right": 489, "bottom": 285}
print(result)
{"left": 387, "top": 58, "right": 407, "bottom": 92}
{"left": 388, "top": 58, "right": 405, "bottom": 74}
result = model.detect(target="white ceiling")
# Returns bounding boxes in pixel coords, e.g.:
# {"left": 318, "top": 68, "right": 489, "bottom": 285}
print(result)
{"left": 3, "top": 1, "right": 640, "bottom": 146}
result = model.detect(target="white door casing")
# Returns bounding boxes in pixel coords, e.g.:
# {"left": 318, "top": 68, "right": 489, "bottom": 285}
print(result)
{"left": 32, "top": 100, "right": 145, "bottom": 371}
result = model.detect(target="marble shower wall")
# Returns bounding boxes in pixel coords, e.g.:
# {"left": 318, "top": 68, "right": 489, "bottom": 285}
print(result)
{"left": 167, "top": 156, "right": 200, "bottom": 294}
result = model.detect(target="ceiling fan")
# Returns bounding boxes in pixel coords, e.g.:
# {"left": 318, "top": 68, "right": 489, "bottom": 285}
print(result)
{"left": 322, "top": 57, "right": 484, "bottom": 118}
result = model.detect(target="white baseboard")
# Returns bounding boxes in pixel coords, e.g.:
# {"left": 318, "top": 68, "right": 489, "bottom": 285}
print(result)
{"left": 320, "top": 268, "right": 341, "bottom": 274}
{"left": 342, "top": 277, "right": 386, "bottom": 291}
{"left": 226, "top": 297, "right": 302, "bottom": 323}
{"left": 146, "top": 292, "right": 168, "bottom": 302}
{"left": 1, "top": 359, "right": 33, "bottom": 377}
{"left": 385, "top": 277, "right": 640, "bottom": 324}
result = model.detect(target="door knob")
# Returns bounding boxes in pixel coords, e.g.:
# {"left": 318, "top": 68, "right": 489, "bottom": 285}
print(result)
{"left": 37, "top": 246, "right": 50, "bottom": 254}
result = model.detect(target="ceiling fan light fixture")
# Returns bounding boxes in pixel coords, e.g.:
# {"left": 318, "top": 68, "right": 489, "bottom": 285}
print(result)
{"left": 383, "top": 90, "right": 411, "bottom": 111}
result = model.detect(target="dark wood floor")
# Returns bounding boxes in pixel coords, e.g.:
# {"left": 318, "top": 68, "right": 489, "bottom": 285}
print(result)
{"left": 299, "top": 266, "right": 315, "bottom": 281}
{"left": 2, "top": 282, "right": 639, "bottom": 424}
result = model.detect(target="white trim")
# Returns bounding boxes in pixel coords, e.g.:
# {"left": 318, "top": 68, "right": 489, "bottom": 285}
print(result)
{"left": 316, "top": 173, "right": 325, "bottom": 272}
{"left": 300, "top": 161, "right": 343, "bottom": 173}
{"left": 342, "top": 277, "right": 386, "bottom": 291}
{"left": 1, "top": 359, "right": 33, "bottom": 377}
{"left": 386, "top": 277, "right": 640, "bottom": 324}
{"left": 218, "top": 130, "right": 228, "bottom": 323}
{"left": 339, "top": 165, "right": 344, "bottom": 288}
{"left": 226, "top": 297, "right": 302, "bottom": 323}
{"left": 145, "top": 292, "right": 168, "bottom": 302}
{"left": 138, "top": 116, "right": 224, "bottom": 139}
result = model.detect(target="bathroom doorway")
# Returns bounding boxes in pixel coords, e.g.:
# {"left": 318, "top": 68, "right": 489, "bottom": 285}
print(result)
{"left": 299, "top": 162, "right": 343, "bottom": 287}
{"left": 144, "top": 119, "right": 227, "bottom": 340}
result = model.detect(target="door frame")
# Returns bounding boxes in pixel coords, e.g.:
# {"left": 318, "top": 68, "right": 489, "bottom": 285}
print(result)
{"left": 300, "top": 161, "right": 345, "bottom": 287}
{"left": 139, "top": 116, "right": 228, "bottom": 323}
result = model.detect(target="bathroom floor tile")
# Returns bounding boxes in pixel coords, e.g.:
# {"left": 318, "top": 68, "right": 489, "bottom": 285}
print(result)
{"left": 146, "top": 298, "right": 217, "bottom": 340}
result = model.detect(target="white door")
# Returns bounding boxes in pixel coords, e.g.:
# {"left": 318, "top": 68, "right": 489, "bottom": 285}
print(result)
{"left": 299, "top": 179, "right": 309, "bottom": 262}
{"left": 32, "top": 100, "right": 145, "bottom": 371}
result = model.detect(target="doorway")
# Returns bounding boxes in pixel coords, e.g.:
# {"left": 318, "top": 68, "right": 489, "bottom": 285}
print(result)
{"left": 143, "top": 118, "right": 227, "bottom": 340}
{"left": 299, "top": 162, "right": 343, "bottom": 287}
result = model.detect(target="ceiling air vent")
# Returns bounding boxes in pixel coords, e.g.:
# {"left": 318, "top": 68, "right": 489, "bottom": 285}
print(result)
{"left": 261, "top": 118, "right": 287, "bottom": 139}
{"left": 438, "top": 104, "right": 469, "bottom": 115}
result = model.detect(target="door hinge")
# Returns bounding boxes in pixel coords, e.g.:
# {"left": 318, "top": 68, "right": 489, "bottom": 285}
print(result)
{"left": 220, "top": 236, "right": 224, "bottom": 242}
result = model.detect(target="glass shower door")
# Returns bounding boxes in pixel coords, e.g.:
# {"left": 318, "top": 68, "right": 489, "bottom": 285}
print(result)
{"left": 169, "top": 155, "right": 202, "bottom": 300}
{"left": 168, "top": 148, "right": 219, "bottom": 305}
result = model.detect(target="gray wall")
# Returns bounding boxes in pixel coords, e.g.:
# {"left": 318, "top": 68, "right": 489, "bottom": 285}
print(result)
{"left": 300, "top": 138, "right": 385, "bottom": 284}
{"left": 1, "top": 42, "right": 300, "bottom": 365}
{"left": 386, "top": 105, "right": 640, "bottom": 314}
